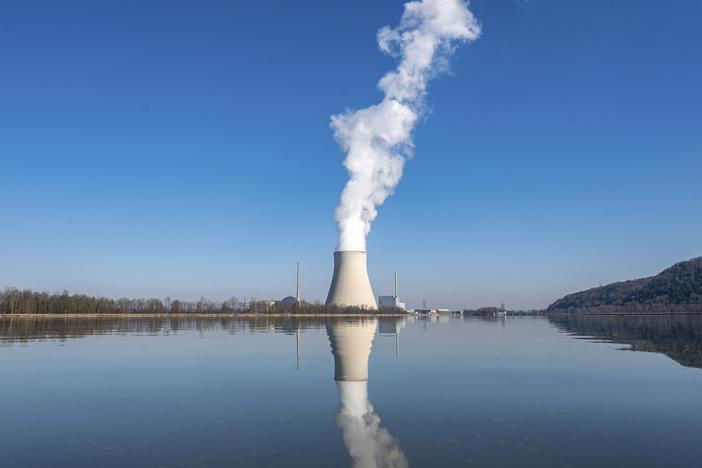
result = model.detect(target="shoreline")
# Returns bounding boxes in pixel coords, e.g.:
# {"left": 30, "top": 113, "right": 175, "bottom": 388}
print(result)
{"left": 0, "top": 313, "right": 409, "bottom": 319}
{"left": 545, "top": 311, "right": 702, "bottom": 316}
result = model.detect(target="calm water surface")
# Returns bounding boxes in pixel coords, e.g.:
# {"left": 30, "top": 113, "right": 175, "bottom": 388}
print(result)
{"left": 1, "top": 315, "right": 701, "bottom": 467}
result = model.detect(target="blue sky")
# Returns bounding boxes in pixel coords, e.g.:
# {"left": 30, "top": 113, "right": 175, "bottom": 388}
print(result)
{"left": 1, "top": 0, "right": 700, "bottom": 309}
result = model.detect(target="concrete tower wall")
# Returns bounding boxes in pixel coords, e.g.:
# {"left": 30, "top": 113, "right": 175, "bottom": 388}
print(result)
{"left": 326, "top": 251, "right": 377, "bottom": 309}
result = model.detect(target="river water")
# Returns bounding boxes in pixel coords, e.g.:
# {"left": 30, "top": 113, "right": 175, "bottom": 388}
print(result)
{"left": 1, "top": 314, "right": 701, "bottom": 467}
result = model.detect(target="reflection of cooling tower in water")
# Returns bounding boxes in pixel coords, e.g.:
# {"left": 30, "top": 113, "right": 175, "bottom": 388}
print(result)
{"left": 326, "top": 251, "right": 377, "bottom": 309}
{"left": 327, "top": 319, "right": 407, "bottom": 468}
{"left": 328, "top": 318, "right": 377, "bottom": 381}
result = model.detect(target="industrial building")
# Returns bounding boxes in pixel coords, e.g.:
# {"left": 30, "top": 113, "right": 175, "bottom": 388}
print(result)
{"left": 378, "top": 295, "right": 406, "bottom": 310}
{"left": 378, "top": 272, "right": 407, "bottom": 311}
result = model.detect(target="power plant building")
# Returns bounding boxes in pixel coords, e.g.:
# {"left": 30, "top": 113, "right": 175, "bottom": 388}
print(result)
{"left": 378, "top": 295, "right": 406, "bottom": 310}
{"left": 378, "top": 272, "right": 406, "bottom": 310}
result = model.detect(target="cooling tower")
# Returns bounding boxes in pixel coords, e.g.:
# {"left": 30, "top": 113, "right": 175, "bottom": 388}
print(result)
{"left": 326, "top": 251, "right": 377, "bottom": 309}
{"left": 326, "top": 319, "right": 377, "bottom": 381}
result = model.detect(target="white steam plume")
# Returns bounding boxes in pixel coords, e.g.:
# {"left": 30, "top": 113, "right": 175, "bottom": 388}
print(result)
{"left": 331, "top": 0, "right": 481, "bottom": 251}
{"left": 336, "top": 381, "right": 408, "bottom": 468}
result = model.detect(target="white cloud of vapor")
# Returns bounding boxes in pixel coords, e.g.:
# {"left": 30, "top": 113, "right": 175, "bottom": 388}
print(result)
{"left": 331, "top": 0, "right": 481, "bottom": 251}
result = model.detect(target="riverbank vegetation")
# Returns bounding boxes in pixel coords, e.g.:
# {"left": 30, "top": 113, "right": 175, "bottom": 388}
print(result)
{"left": 0, "top": 288, "right": 406, "bottom": 316}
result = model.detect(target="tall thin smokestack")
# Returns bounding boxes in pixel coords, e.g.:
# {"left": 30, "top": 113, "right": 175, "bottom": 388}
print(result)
{"left": 394, "top": 272, "right": 398, "bottom": 298}
{"left": 326, "top": 251, "right": 377, "bottom": 309}
{"left": 296, "top": 262, "right": 300, "bottom": 303}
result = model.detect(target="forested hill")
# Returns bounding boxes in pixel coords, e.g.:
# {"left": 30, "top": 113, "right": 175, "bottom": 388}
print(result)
{"left": 548, "top": 257, "right": 702, "bottom": 311}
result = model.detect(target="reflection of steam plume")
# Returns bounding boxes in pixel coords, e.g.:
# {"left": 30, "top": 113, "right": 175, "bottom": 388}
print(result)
{"left": 332, "top": 0, "right": 481, "bottom": 251}
{"left": 327, "top": 320, "right": 408, "bottom": 468}
{"left": 336, "top": 382, "right": 408, "bottom": 468}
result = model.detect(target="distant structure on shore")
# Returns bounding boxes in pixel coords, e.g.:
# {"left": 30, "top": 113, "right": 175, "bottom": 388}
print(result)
{"left": 281, "top": 261, "right": 303, "bottom": 305}
{"left": 379, "top": 272, "right": 407, "bottom": 311}
{"left": 296, "top": 261, "right": 301, "bottom": 304}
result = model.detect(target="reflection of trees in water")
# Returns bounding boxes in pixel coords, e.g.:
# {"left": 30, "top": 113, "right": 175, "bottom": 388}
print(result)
{"left": 0, "top": 316, "right": 406, "bottom": 345}
{"left": 548, "top": 314, "right": 702, "bottom": 369}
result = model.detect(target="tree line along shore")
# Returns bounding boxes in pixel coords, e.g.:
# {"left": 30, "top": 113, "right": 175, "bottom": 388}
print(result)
{"left": 0, "top": 288, "right": 405, "bottom": 316}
